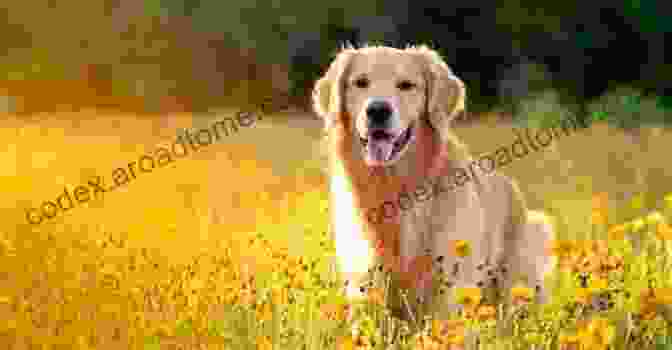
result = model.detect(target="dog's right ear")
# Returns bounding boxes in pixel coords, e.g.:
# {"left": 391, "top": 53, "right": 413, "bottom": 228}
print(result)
{"left": 312, "top": 48, "right": 357, "bottom": 132}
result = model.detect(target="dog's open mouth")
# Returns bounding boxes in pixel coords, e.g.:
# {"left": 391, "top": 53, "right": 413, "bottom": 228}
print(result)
{"left": 359, "top": 123, "right": 414, "bottom": 165}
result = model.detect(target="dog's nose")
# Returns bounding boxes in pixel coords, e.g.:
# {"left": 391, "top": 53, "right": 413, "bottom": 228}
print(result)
{"left": 366, "top": 101, "right": 392, "bottom": 126}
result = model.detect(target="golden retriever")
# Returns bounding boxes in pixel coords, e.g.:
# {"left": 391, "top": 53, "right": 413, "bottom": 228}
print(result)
{"left": 312, "top": 44, "right": 554, "bottom": 321}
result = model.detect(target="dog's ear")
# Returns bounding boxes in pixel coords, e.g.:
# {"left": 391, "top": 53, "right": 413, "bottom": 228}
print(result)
{"left": 312, "top": 48, "right": 357, "bottom": 132}
{"left": 407, "top": 45, "right": 466, "bottom": 143}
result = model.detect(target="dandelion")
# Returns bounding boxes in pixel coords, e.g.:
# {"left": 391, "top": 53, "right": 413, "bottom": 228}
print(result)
{"left": 451, "top": 240, "right": 471, "bottom": 258}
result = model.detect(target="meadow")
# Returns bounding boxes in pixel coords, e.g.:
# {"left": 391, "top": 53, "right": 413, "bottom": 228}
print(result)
{"left": 1, "top": 89, "right": 672, "bottom": 349}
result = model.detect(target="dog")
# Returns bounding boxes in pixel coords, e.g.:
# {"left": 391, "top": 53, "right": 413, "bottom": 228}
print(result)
{"left": 312, "top": 44, "right": 554, "bottom": 321}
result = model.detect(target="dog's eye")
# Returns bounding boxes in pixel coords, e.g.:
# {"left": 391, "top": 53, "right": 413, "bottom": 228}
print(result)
{"left": 397, "top": 80, "right": 415, "bottom": 91}
{"left": 354, "top": 77, "right": 369, "bottom": 89}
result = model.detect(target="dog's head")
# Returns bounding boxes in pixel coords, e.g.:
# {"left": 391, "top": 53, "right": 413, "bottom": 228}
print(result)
{"left": 313, "top": 44, "right": 466, "bottom": 167}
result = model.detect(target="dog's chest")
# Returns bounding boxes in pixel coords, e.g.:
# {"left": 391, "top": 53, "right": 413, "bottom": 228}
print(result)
{"left": 397, "top": 173, "right": 509, "bottom": 290}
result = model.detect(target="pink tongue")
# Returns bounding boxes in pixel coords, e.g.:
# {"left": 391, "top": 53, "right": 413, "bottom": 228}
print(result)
{"left": 366, "top": 139, "right": 394, "bottom": 163}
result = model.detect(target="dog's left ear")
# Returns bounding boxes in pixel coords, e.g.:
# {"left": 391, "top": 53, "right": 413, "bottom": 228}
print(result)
{"left": 407, "top": 46, "right": 466, "bottom": 143}
{"left": 312, "top": 47, "right": 357, "bottom": 132}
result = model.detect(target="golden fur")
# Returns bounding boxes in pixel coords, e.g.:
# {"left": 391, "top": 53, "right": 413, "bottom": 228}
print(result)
{"left": 313, "top": 44, "right": 554, "bottom": 320}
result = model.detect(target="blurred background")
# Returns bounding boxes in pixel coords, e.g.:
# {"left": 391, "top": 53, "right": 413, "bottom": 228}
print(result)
{"left": 0, "top": 0, "right": 669, "bottom": 115}
{"left": 0, "top": 2, "right": 671, "bottom": 347}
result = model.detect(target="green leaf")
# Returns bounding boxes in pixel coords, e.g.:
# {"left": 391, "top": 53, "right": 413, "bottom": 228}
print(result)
{"left": 591, "top": 110, "right": 609, "bottom": 122}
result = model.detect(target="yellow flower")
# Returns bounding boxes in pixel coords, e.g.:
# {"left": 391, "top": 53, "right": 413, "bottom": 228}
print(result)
{"left": 583, "top": 240, "right": 609, "bottom": 256}
{"left": 338, "top": 335, "right": 354, "bottom": 350}
{"left": 591, "top": 211, "right": 607, "bottom": 226}
{"left": 572, "top": 252, "right": 602, "bottom": 275}
{"left": 476, "top": 305, "right": 497, "bottom": 321}
{"left": 456, "top": 287, "right": 482, "bottom": 309}
{"left": 451, "top": 240, "right": 471, "bottom": 258}
{"left": 432, "top": 319, "right": 465, "bottom": 340}
{"left": 605, "top": 254, "right": 624, "bottom": 272}
{"left": 575, "top": 288, "right": 593, "bottom": 305}
{"left": 321, "top": 302, "right": 350, "bottom": 322}
{"left": 578, "top": 317, "right": 615, "bottom": 350}
{"left": 339, "top": 334, "right": 371, "bottom": 350}
{"left": 607, "top": 223, "right": 629, "bottom": 240}
{"left": 656, "top": 222, "right": 672, "bottom": 240}
{"left": 256, "top": 301, "right": 272, "bottom": 321}
{"left": 239, "top": 286, "right": 257, "bottom": 306}
{"left": 511, "top": 285, "right": 535, "bottom": 304}
{"left": 558, "top": 333, "right": 581, "bottom": 350}
{"left": 653, "top": 288, "right": 672, "bottom": 305}
{"left": 547, "top": 239, "right": 578, "bottom": 257}
{"left": 446, "top": 333, "right": 465, "bottom": 346}
{"left": 256, "top": 335, "right": 272, "bottom": 350}
{"left": 588, "top": 278, "right": 608, "bottom": 293}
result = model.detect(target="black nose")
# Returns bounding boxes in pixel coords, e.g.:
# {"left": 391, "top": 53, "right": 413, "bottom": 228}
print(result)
{"left": 366, "top": 101, "right": 392, "bottom": 126}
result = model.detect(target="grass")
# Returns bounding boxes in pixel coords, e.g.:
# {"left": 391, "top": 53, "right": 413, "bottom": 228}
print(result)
{"left": 4, "top": 185, "right": 672, "bottom": 349}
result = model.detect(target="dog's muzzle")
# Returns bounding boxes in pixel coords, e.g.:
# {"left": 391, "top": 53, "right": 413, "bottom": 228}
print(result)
{"left": 359, "top": 98, "right": 415, "bottom": 166}
{"left": 366, "top": 100, "right": 393, "bottom": 128}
